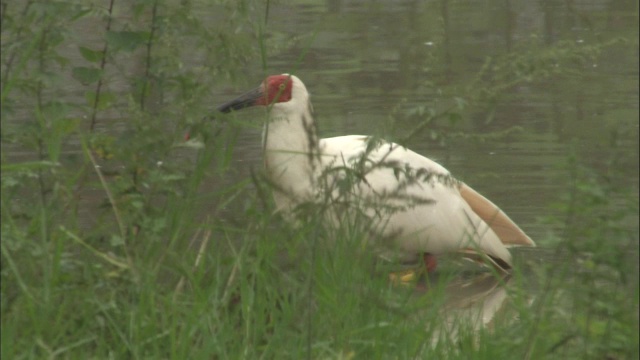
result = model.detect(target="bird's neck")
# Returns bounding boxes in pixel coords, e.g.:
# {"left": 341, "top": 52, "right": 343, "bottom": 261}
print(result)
{"left": 262, "top": 106, "right": 320, "bottom": 200}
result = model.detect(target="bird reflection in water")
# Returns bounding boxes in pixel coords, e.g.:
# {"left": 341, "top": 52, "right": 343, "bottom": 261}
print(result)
{"left": 399, "top": 261, "right": 525, "bottom": 347}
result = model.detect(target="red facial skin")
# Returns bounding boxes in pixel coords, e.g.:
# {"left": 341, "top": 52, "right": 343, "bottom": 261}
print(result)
{"left": 255, "top": 75, "right": 293, "bottom": 106}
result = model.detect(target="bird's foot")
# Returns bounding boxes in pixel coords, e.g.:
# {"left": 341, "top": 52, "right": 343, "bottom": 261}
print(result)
{"left": 389, "top": 253, "right": 438, "bottom": 286}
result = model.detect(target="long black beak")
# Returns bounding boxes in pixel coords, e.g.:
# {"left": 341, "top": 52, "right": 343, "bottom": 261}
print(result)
{"left": 184, "top": 86, "right": 263, "bottom": 141}
{"left": 216, "top": 86, "right": 263, "bottom": 113}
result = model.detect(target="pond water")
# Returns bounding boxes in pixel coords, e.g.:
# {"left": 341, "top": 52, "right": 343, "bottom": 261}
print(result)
{"left": 211, "top": 0, "right": 639, "bottom": 244}
{"left": 3, "top": 1, "right": 636, "bottom": 259}
{"left": 4, "top": 1, "right": 637, "bottom": 242}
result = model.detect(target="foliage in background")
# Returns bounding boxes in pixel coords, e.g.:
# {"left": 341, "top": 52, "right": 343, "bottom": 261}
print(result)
{"left": 1, "top": 0, "right": 638, "bottom": 359}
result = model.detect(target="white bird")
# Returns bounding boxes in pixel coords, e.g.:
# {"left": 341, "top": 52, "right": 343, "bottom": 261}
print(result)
{"left": 215, "top": 74, "right": 536, "bottom": 272}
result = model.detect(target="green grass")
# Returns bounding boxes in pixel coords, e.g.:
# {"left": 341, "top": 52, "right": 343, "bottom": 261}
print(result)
{"left": 2, "top": 1, "right": 638, "bottom": 359}
{"left": 2, "top": 191, "right": 637, "bottom": 358}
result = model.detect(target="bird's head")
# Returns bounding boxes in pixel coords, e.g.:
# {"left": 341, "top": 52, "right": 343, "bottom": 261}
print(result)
{"left": 216, "top": 74, "right": 308, "bottom": 114}
{"left": 184, "top": 75, "right": 309, "bottom": 140}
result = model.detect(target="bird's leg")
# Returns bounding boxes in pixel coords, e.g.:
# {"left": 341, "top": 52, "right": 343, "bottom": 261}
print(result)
{"left": 389, "top": 253, "right": 438, "bottom": 286}
{"left": 423, "top": 253, "right": 438, "bottom": 272}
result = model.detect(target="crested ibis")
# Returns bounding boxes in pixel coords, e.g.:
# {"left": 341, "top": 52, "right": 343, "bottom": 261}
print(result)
{"left": 215, "top": 74, "right": 536, "bottom": 273}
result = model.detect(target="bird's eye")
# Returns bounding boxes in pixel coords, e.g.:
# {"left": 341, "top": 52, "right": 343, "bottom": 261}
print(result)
{"left": 278, "top": 83, "right": 286, "bottom": 91}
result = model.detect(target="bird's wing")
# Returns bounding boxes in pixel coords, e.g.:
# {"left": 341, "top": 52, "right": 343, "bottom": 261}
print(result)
{"left": 318, "top": 136, "right": 514, "bottom": 268}
{"left": 458, "top": 183, "right": 536, "bottom": 247}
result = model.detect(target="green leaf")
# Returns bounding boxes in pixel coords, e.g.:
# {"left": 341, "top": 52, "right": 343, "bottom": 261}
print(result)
{"left": 1, "top": 161, "right": 60, "bottom": 172}
{"left": 72, "top": 66, "right": 103, "bottom": 85}
{"left": 85, "top": 91, "right": 116, "bottom": 111}
{"left": 70, "top": 6, "right": 93, "bottom": 21}
{"left": 106, "top": 31, "right": 149, "bottom": 52}
{"left": 37, "top": 101, "right": 77, "bottom": 162}
{"left": 46, "top": 116, "right": 81, "bottom": 162}
{"left": 454, "top": 97, "right": 467, "bottom": 110}
{"left": 79, "top": 46, "right": 104, "bottom": 63}
{"left": 42, "top": 101, "right": 72, "bottom": 121}
{"left": 110, "top": 235, "right": 125, "bottom": 247}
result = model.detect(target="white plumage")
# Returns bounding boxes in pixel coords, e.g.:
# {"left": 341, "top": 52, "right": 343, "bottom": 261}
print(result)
{"left": 216, "top": 74, "right": 535, "bottom": 271}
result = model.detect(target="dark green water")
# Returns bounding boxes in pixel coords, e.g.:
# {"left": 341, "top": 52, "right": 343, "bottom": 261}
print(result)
{"left": 4, "top": 1, "right": 637, "bottom": 242}
{"left": 3, "top": 0, "right": 637, "bottom": 252}
{"left": 210, "top": 0, "right": 639, "bottom": 244}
